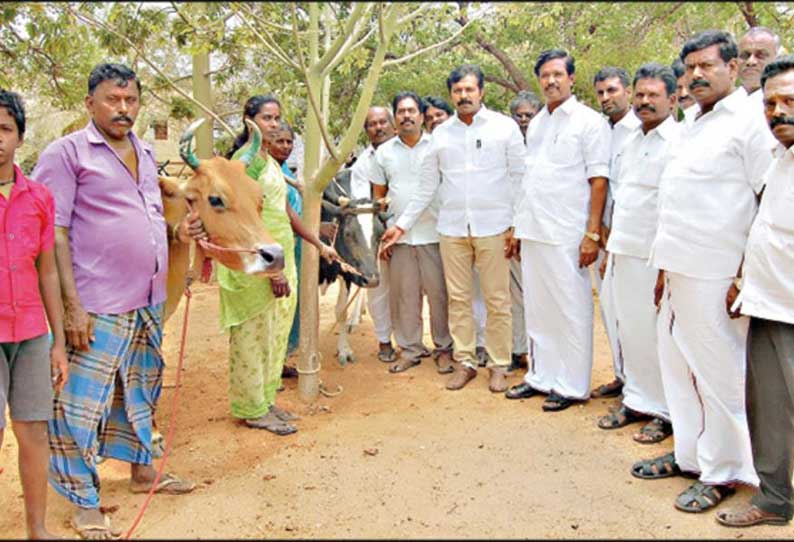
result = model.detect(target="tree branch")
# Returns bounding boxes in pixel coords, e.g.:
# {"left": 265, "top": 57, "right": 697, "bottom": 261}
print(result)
{"left": 736, "top": 1, "right": 759, "bottom": 27}
{"left": 291, "top": 3, "right": 339, "bottom": 162}
{"left": 317, "top": 2, "right": 369, "bottom": 71}
{"left": 484, "top": 74, "right": 519, "bottom": 93}
{"left": 232, "top": 4, "right": 299, "bottom": 69}
{"left": 68, "top": 6, "right": 236, "bottom": 137}
{"left": 383, "top": 18, "right": 473, "bottom": 68}
{"left": 322, "top": 25, "right": 376, "bottom": 76}
{"left": 233, "top": 3, "right": 294, "bottom": 34}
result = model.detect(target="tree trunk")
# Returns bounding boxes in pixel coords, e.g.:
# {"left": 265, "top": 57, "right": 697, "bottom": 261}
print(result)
{"left": 192, "top": 48, "right": 213, "bottom": 158}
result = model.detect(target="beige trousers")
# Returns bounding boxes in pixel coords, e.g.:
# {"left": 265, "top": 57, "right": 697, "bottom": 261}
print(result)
{"left": 439, "top": 231, "right": 512, "bottom": 368}
{"left": 389, "top": 243, "right": 452, "bottom": 361}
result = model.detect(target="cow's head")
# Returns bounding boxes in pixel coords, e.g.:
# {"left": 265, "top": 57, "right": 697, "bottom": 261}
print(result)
{"left": 174, "top": 118, "right": 284, "bottom": 276}
{"left": 319, "top": 173, "right": 383, "bottom": 288}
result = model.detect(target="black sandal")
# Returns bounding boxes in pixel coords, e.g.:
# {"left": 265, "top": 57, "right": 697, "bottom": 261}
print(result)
{"left": 675, "top": 481, "right": 735, "bottom": 513}
{"left": 633, "top": 418, "right": 673, "bottom": 444}
{"left": 542, "top": 392, "right": 579, "bottom": 412}
{"left": 631, "top": 452, "right": 681, "bottom": 479}
{"left": 597, "top": 405, "right": 649, "bottom": 429}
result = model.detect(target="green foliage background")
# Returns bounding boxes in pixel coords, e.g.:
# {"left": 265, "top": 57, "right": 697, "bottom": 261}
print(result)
{"left": 2, "top": 2, "right": 792, "bottom": 155}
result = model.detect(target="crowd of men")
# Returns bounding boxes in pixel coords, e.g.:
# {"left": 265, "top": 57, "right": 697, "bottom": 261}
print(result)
{"left": 1, "top": 23, "right": 793, "bottom": 539}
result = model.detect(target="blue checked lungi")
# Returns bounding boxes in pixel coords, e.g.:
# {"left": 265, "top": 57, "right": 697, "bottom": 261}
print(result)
{"left": 48, "top": 304, "right": 164, "bottom": 509}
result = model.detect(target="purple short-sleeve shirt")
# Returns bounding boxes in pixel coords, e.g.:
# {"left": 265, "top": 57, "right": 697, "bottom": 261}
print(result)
{"left": 31, "top": 121, "right": 168, "bottom": 314}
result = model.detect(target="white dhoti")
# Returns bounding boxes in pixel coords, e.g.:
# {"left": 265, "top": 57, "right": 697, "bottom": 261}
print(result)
{"left": 521, "top": 239, "right": 593, "bottom": 399}
{"left": 473, "top": 268, "right": 486, "bottom": 348}
{"left": 594, "top": 250, "right": 623, "bottom": 382}
{"left": 361, "top": 214, "right": 392, "bottom": 344}
{"left": 611, "top": 254, "right": 668, "bottom": 419}
{"left": 658, "top": 271, "right": 758, "bottom": 486}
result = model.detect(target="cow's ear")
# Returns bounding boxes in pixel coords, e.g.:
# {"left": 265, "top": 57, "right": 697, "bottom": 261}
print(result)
{"left": 159, "top": 176, "right": 183, "bottom": 198}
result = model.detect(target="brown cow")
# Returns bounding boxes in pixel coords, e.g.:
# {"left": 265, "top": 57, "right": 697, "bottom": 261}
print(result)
{"left": 160, "top": 118, "right": 284, "bottom": 321}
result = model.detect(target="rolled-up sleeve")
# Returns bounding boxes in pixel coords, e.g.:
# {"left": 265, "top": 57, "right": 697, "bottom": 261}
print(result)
{"left": 395, "top": 137, "right": 440, "bottom": 232}
{"left": 31, "top": 140, "right": 77, "bottom": 228}
{"left": 583, "top": 116, "right": 611, "bottom": 180}
{"left": 743, "top": 114, "right": 776, "bottom": 195}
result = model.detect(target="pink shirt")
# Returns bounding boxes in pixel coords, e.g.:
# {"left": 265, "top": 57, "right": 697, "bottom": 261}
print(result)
{"left": 32, "top": 122, "right": 167, "bottom": 314}
{"left": 0, "top": 165, "right": 55, "bottom": 342}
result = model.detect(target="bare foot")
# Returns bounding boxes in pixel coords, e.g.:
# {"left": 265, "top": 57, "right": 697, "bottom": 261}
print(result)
{"left": 70, "top": 508, "right": 121, "bottom": 540}
{"left": 129, "top": 464, "right": 195, "bottom": 495}
{"left": 29, "top": 525, "right": 63, "bottom": 540}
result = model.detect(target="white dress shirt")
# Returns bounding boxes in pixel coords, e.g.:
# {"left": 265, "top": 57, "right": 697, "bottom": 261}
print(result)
{"left": 605, "top": 109, "right": 642, "bottom": 227}
{"left": 350, "top": 144, "right": 377, "bottom": 200}
{"left": 514, "top": 95, "right": 611, "bottom": 245}
{"left": 609, "top": 109, "right": 642, "bottom": 183}
{"left": 607, "top": 115, "right": 680, "bottom": 259}
{"left": 395, "top": 106, "right": 526, "bottom": 238}
{"left": 650, "top": 87, "right": 776, "bottom": 279}
{"left": 738, "top": 144, "right": 794, "bottom": 325}
{"left": 747, "top": 87, "right": 765, "bottom": 114}
{"left": 371, "top": 133, "right": 439, "bottom": 245}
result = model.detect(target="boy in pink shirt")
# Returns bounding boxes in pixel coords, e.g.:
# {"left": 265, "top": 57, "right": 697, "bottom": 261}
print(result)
{"left": 0, "top": 89, "right": 68, "bottom": 539}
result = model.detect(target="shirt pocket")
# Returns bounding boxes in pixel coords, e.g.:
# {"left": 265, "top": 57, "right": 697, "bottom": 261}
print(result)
{"left": 475, "top": 139, "right": 506, "bottom": 170}
{"left": 769, "top": 189, "right": 794, "bottom": 235}
{"left": 550, "top": 133, "right": 579, "bottom": 165}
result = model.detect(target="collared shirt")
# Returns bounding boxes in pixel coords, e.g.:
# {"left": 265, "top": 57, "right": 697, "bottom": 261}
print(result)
{"left": 0, "top": 165, "right": 55, "bottom": 342}
{"left": 650, "top": 87, "right": 776, "bottom": 279}
{"left": 32, "top": 121, "right": 167, "bottom": 314}
{"left": 514, "top": 95, "right": 611, "bottom": 245}
{"left": 604, "top": 109, "right": 642, "bottom": 228}
{"left": 606, "top": 116, "right": 680, "bottom": 259}
{"left": 747, "top": 87, "right": 764, "bottom": 113}
{"left": 395, "top": 106, "right": 525, "bottom": 238}
{"left": 682, "top": 103, "right": 700, "bottom": 125}
{"left": 350, "top": 145, "right": 377, "bottom": 200}
{"left": 739, "top": 144, "right": 794, "bottom": 325}
{"left": 371, "top": 133, "right": 438, "bottom": 245}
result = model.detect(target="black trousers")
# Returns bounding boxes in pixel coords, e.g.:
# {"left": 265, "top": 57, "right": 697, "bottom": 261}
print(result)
{"left": 747, "top": 317, "right": 794, "bottom": 520}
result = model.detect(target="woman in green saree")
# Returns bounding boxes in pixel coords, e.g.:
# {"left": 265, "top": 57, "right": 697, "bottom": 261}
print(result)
{"left": 221, "top": 95, "right": 336, "bottom": 435}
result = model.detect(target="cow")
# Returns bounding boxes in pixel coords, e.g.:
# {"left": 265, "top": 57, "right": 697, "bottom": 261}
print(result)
{"left": 319, "top": 168, "right": 389, "bottom": 365}
{"left": 159, "top": 118, "right": 285, "bottom": 322}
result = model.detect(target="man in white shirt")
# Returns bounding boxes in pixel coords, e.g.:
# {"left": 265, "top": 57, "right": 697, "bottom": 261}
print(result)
{"left": 350, "top": 107, "right": 397, "bottom": 363}
{"left": 372, "top": 92, "right": 453, "bottom": 374}
{"left": 381, "top": 64, "right": 525, "bottom": 393}
{"left": 672, "top": 58, "right": 698, "bottom": 122}
{"left": 596, "top": 63, "right": 679, "bottom": 444}
{"left": 738, "top": 27, "right": 779, "bottom": 111}
{"left": 506, "top": 49, "right": 611, "bottom": 411}
{"left": 717, "top": 55, "right": 794, "bottom": 529}
{"left": 632, "top": 30, "right": 776, "bottom": 514}
{"left": 591, "top": 66, "right": 641, "bottom": 400}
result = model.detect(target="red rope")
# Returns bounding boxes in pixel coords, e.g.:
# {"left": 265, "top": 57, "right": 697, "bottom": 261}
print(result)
{"left": 123, "top": 287, "right": 192, "bottom": 539}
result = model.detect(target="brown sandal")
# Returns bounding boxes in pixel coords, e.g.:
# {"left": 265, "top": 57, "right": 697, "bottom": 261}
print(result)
{"left": 633, "top": 417, "right": 673, "bottom": 444}
{"left": 716, "top": 503, "right": 789, "bottom": 527}
{"left": 389, "top": 357, "right": 420, "bottom": 373}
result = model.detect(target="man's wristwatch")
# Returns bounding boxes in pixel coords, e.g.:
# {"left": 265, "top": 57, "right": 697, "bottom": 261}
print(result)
{"left": 584, "top": 231, "right": 600, "bottom": 243}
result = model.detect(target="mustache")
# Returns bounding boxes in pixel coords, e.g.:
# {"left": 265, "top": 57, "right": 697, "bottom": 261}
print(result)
{"left": 689, "top": 79, "right": 710, "bottom": 90}
{"left": 636, "top": 104, "right": 656, "bottom": 113}
{"left": 112, "top": 115, "right": 134, "bottom": 124}
{"left": 770, "top": 115, "right": 794, "bottom": 129}
{"left": 400, "top": 119, "right": 414, "bottom": 125}
{"left": 457, "top": 99, "right": 473, "bottom": 106}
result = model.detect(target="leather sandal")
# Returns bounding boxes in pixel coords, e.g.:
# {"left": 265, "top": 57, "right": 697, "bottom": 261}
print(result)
{"left": 597, "top": 405, "right": 650, "bottom": 429}
{"left": 716, "top": 503, "right": 789, "bottom": 527}
{"left": 542, "top": 391, "right": 580, "bottom": 411}
{"left": 631, "top": 452, "right": 681, "bottom": 479}
{"left": 675, "top": 481, "right": 735, "bottom": 513}
{"left": 389, "top": 357, "right": 420, "bottom": 373}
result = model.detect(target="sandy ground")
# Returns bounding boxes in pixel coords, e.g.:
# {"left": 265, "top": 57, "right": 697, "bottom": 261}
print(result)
{"left": 1, "top": 280, "right": 791, "bottom": 539}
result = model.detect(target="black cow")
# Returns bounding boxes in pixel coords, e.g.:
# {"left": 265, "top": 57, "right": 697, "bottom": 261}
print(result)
{"left": 319, "top": 168, "right": 388, "bottom": 364}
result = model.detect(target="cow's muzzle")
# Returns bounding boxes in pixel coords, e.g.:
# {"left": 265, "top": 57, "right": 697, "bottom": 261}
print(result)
{"left": 246, "top": 242, "right": 285, "bottom": 276}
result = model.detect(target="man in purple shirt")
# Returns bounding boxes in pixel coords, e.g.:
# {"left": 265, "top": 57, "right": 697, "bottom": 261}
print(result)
{"left": 32, "top": 63, "right": 194, "bottom": 539}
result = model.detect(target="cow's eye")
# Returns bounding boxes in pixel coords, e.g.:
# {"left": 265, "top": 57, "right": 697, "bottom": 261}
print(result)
{"left": 208, "top": 195, "right": 225, "bottom": 209}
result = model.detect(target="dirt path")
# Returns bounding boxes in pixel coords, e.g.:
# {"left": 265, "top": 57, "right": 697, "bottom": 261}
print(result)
{"left": 1, "top": 281, "right": 789, "bottom": 538}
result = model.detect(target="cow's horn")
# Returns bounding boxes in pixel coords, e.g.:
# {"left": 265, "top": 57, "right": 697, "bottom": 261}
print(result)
{"left": 238, "top": 119, "right": 262, "bottom": 166}
{"left": 179, "top": 118, "right": 204, "bottom": 171}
